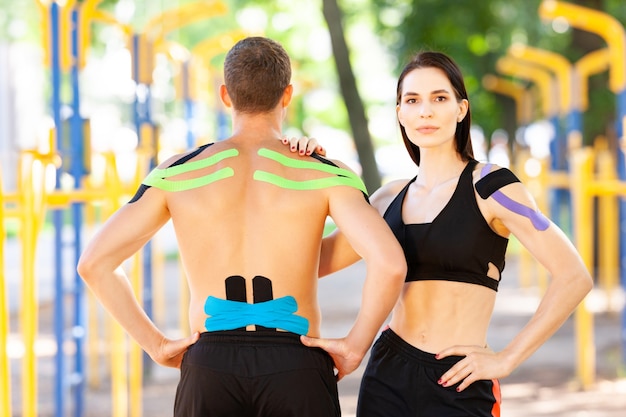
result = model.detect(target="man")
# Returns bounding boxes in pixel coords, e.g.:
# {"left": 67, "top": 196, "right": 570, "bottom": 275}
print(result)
{"left": 77, "top": 37, "right": 405, "bottom": 417}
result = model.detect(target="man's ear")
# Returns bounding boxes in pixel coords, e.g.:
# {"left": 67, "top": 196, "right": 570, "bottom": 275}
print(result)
{"left": 282, "top": 84, "right": 293, "bottom": 107}
{"left": 219, "top": 84, "right": 232, "bottom": 108}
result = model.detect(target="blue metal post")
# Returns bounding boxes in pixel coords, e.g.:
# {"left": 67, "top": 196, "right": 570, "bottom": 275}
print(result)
{"left": 183, "top": 61, "right": 195, "bottom": 149}
{"left": 616, "top": 89, "right": 626, "bottom": 363}
{"left": 548, "top": 114, "right": 564, "bottom": 227}
{"left": 132, "top": 34, "right": 155, "bottom": 375}
{"left": 50, "top": 4, "right": 66, "bottom": 417}
{"left": 217, "top": 110, "right": 229, "bottom": 141}
{"left": 69, "top": 7, "right": 86, "bottom": 417}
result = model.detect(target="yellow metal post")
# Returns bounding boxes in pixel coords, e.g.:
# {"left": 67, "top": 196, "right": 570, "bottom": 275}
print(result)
{"left": 512, "top": 151, "right": 534, "bottom": 289}
{"left": 496, "top": 56, "right": 558, "bottom": 118}
{"left": 575, "top": 49, "right": 610, "bottom": 113}
{"left": 596, "top": 147, "right": 619, "bottom": 309}
{"left": 0, "top": 162, "right": 11, "bottom": 417}
{"left": 130, "top": 251, "right": 144, "bottom": 417}
{"left": 539, "top": 0, "right": 626, "bottom": 94}
{"left": 569, "top": 148, "right": 596, "bottom": 389}
{"left": 482, "top": 74, "right": 533, "bottom": 125}
{"left": 19, "top": 152, "right": 39, "bottom": 417}
{"left": 35, "top": 0, "right": 52, "bottom": 68}
{"left": 111, "top": 321, "right": 129, "bottom": 417}
{"left": 143, "top": 1, "right": 228, "bottom": 44}
{"left": 508, "top": 44, "right": 572, "bottom": 118}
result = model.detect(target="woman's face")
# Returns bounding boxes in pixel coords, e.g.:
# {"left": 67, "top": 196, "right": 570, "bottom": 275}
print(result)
{"left": 396, "top": 67, "right": 468, "bottom": 151}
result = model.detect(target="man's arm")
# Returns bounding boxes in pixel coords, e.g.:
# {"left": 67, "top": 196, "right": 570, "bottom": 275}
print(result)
{"left": 302, "top": 176, "right": 406, "bottom": 379}
{"left": 77, "top": 189, "right": 199, "bottom": 368}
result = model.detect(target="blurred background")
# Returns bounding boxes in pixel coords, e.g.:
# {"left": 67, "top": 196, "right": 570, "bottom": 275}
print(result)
{"left": 2, "top": 0, "right": 626, "bottom": 416}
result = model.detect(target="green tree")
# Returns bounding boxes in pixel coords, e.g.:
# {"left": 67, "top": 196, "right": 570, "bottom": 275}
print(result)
{"left": 371, "top": 0, "right": 626, "bottom": 151}
{"left": 322, "top": 0, "right": 381, "bottom": 191}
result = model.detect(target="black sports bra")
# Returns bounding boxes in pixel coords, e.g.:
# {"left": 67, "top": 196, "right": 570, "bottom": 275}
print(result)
{"left": 382, "top": 160, "right": 510, "bottom": 291}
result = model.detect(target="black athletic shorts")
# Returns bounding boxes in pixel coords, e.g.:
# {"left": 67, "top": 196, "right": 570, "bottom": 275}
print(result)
{"left": 173, "top": 330, "right": 341, "bottom": 417}
{"left": 356, "top": 328, "right": 501, "bottom": 417}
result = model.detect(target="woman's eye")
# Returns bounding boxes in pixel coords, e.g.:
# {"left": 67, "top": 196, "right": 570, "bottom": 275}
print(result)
{"left": 435, "top": 96, "right": 446, "bottom": 102}
{"left": 406, "top": 98, "right": 417, "bottom": 104}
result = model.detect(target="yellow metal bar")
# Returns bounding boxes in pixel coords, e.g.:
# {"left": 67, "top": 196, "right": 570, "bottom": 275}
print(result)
{"left": 18, "top": 153, "right": 39, "bottom": 417}
{"left": 143, "top": 0, "right": 228, "bottom": 42}
{"left": 547, "top": 170, "right": 570, "bottom": 189}
{"left": 575, "top": 49, "right": 610, "bottom": 111}
{"left": 80, "top": 7, "right": 134, "bottom": 69}
{"left": 539, "top": 0, "right": 626, "bottom": 92}
{"left": 569, "top": 147, "right": 596, "bottom": 389}
{"left": 36, "top": 0, "right": 51, "bottom": 67}
{"left": 508, "top": 44, "right": 572, "bottom": 116}
{"left": 191, "top": 29, "right": 249, "bottom": 67}
{"left": 111, "top": 321, "right": 129, "bottom": 417}
{"left": 189, "top": 58, "right": 213, "bottom": 104}
{"left": 129, "top": 252, "right": 143, "bottom": 417}
{"left": 0, "top": 162, "right": 11, "bottom": 417}
{"left": 3, "top": 208, "right": 20, "bottom": 219}
{"left": 587, "top": 181, "right": 626, "bottom": 195}
{"left": 59, "top": 1, "right": 74, "bottom": 72}
{"left": 45, "top": 188, "right": 119, "bottom": 207}
{"left": 513, "top": 150, "right": 534, "bottom": 289}
{"left": 153, "top": 239, "right": 165, "bottom": 328}
{"left": 132, "top": 33, "right": 154, "bottom": 86}
{"left": 482, "top": 74, "right": 528, "bottom": 124}
{"left": 596, "top": 150, "right": 619, "bottom": 310}
{"left": 154, "top": 39, "right": 190, "bottom": 62}
{"left": 496, "top": 56, "right": 558, "bottom": 118}
{"left": 90, "top": 9, "right": 133, "bottom": 35}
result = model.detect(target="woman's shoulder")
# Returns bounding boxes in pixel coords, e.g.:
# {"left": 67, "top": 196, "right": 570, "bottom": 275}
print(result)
{"left": 369, "top": 177, "right": 415, "bottom": 213}
{"left": 375, "top": 178, "right": 414, "bottom": 197}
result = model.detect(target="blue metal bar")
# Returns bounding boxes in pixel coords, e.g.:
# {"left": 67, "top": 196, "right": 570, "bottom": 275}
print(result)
{"left": 50, "top": 4, "right": 66, "bottom": 417}
{"left": 132, "top": 33, "right": 155, "bottom": 376}
{"left": 143, "top": 89, "right": 156, "bottom": 379}
{"left": 69, "top": 7, "right": 86, "bottom": 417}
{"left": 548, "top": 114, "right": 565, "bottom": 228}
{"left": 183, "top": 61, "right": 195, "bottom": 149}
{"left": 616, "top": 89, "right": 626, "bottom": 363}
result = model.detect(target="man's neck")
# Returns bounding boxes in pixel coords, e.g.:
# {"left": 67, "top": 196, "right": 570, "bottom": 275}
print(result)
{"left": 229, "top": 109, "right": 285, "bottom": 143}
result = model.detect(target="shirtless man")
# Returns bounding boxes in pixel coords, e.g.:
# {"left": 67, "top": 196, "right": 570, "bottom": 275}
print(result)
{"left": 77, "top": 36, "right": 406, "bottom": 417}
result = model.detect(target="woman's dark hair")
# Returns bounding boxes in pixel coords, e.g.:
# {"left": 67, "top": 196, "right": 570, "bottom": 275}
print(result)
{"left": 396, "top": 51, "right": 474, "bottom": 166}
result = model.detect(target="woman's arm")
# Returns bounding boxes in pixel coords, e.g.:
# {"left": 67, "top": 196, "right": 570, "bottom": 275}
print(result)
{"left": 437, "top": 177, "right": 593, "bottom": 391}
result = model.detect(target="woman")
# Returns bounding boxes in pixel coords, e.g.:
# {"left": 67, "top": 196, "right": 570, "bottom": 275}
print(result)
{"left": 289, "top": 51, "right": 592, "bottom": 416}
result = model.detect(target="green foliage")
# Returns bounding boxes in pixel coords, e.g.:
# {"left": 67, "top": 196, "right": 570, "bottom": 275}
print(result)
{"left": 0, "top": 0, "right": 42, "bottom": 42}
{"left": 6, "top": 0, "right": 626, "bottom": 152}
{"left": 369, "top": 0, "right": 626, "bottom": 148}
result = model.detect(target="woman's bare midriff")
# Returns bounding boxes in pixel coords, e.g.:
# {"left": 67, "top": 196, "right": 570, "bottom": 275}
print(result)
{"left": 388, "top": 280, "right": 497, "bottom": 354}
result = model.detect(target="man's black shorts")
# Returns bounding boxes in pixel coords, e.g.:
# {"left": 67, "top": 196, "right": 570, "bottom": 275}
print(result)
{"left": 174, "top": 331, "right": 341, "bottom": 417}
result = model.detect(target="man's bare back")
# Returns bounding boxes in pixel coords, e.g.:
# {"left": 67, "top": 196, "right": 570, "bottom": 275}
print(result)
{"left": 145, "top": 135, "right": 367, "bottom": 336}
